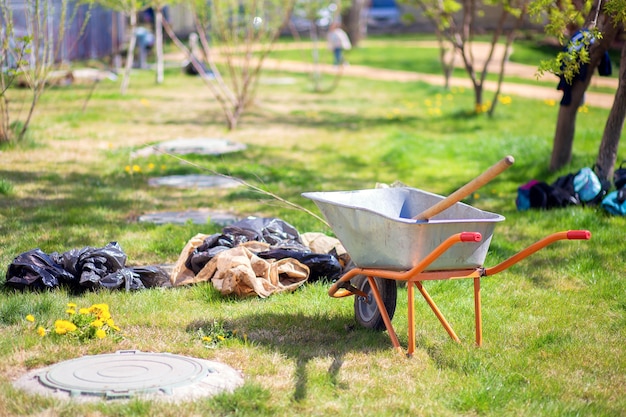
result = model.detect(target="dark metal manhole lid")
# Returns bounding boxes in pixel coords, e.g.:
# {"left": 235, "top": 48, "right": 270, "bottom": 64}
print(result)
{"left": 14, "top": 350, "right": 244, "bottom": 402}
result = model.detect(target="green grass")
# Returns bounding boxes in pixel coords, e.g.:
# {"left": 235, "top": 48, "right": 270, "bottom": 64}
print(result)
{"left": 0, "top": 42, "right": 624, "bottom": 417}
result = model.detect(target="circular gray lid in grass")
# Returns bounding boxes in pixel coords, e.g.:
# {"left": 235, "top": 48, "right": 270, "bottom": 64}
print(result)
{"left": 132, "top": 138, "right": 247, "bottom": 158}
{"left": 148, "top": 174, "right": 241, "bottom": 189}
{"left": 138, "top": 209, "right": 239, "bottom": 226}
{"left": 14, "top": 350, "right": 243, "bottom": 403}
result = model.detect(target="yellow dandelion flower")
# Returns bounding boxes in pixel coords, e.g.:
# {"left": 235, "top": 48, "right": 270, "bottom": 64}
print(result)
{"left": 54, "top": 320, "right": 77, "bottom": 334}
{"left": 90, "top": 320, "right": 104, "bottom": 328}
{"left": 217, "top": 335, "right": 225, "bottom": 341}
{"left": 473, "top": 193, "right": 480, "bottom": 200}
{"left": 37, "top": 326, "right": 46, "bottom": 337}
{"left": 95, "top": 329, "right": 106, "bottom": 339}
{"left": 67, "top": 302, "right": 77, "bottom": 308}
{"left": 125, "top": 165, "right": 131, "bottom": 173}
{"left": 202, "top": 336, "right": 213, "bottom": 343}
{"left": 140, "top": 98, "right": 150, "bottom": 106}
{"left": 66, "top": 309, "right": 76, "bottom": 315}
{"left": 132, "top": 165, "right": 141, "bottom": 173}
{"left": 79, "top": 308, "right": 90, "bottom": 315}
{"left": 26, "top": 314, "right": 35, "bottom": 323}
{"left": 544, "top": 99, "right": 556, "bottom": 106}
{"left": 148, "top": 163, "right": 155, "bottom": 170}
{"left": 160, "top": 165, "right": 167, "bottom": 171}
{"left": 89, "top": 304, "right": 110, "bottom": 318}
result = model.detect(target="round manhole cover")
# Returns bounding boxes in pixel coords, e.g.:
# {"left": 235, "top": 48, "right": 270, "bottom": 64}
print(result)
{"left": 132, "top": 138, "right": 247, "bottom": 157}
{"left": 148, "top": 174, "right": 241, "bottom": 189}
{"left": 137, "top": 209, "right": 239, "bottom": 226}
{"left": 14, "top": 350, "right": 244, "bottom": 402}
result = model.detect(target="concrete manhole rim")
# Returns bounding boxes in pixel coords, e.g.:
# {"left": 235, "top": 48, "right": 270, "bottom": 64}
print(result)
{"left": 13, "top": 350, "right": 244, "bottom": 402}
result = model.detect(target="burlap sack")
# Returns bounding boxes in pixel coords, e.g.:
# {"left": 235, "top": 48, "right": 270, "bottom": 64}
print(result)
{"left": 170, "top": 233, "right": 211, "bottom": 286}
{"left": 210, "top": 245, "right": 309, "bottom": 298}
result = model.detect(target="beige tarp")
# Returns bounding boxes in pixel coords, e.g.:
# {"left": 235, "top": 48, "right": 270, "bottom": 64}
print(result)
{"left": 170, "top": 235, "right": 311, "bottom": 298}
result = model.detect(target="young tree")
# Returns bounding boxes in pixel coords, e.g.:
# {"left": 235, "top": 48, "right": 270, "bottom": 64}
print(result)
{"left": 146, "top": 0, "right": 184, "bottom": 85}
{"left": 0, "top": 3, "right": 30, "bottom": 142}
{"left": 291, "top": 0, "right": 350, "bottom": 92}
{"left": 398, "top": 0, "right": 531, "bottom": 114}
{"left": 0, "top": 0, "right": 92, "bottom": 142}
{"left": 530, "top": 0, "right": 625, "bottom": 175}
{"left": 161, "top": 0, "right": 295, "bottom": 130}
{"left": 95, "top": 0, "right": 150, "bottom": 94}
{"left": 595, "top": 0, "right": 626, "bottom": 180}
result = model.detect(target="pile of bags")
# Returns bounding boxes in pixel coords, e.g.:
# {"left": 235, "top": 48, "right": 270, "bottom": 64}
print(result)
{"left": 4, "top": 242, "right": 170, "bottom": 292}
{"left": 4, "top": 217, "right": 349, "bottom": 299}
{"left": 516, "top": 162, "right": 626, "bottom": 215}
{"left": 169, "top": 217, "right": 347, "bottom": 298}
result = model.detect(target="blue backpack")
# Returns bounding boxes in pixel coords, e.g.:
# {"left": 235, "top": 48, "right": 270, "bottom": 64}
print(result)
{"left": 602, "top": 189, "right": 626, "bottom": 215}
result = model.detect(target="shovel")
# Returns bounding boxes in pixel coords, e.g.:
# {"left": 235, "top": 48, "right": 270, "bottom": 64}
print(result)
{"left": 412, "top": 155, "right": 514, "bottom": 221}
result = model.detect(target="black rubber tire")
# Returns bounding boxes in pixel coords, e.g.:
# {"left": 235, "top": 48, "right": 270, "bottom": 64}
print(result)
{"left": 353, "top": 275, "right": 397, "bottom": 331}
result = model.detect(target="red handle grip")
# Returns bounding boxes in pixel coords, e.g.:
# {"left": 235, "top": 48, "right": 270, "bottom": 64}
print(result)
{"left": 566, "top": 230, "right": 591, "bottom": 240}
{"left": 460, "top": 232, "right": 482, "bottom": 242}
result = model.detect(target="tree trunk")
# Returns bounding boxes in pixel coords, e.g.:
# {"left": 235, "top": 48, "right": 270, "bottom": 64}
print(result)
{"left": 121, "top": 11, "right": 137, "bottom": 95}
{"left": 595, "top": 39, "right": 626, "bottom": 181}
{"left": 551, "top": 94, "right": 582, "bottom": 170}
{"left": 155, "top": 8, "right": 164, "bottom": 84}
{"left": 343, "top": 0, "right": 366, "bottom": 47}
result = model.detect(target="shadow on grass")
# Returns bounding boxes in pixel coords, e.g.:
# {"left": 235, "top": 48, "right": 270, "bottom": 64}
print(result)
{"left": 188, "top": 310, "right": 392, "bottom": 403}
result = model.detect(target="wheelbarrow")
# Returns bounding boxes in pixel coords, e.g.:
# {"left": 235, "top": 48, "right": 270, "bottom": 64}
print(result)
{"left": 303, "top": 180, "right": 590, "bottom": 356}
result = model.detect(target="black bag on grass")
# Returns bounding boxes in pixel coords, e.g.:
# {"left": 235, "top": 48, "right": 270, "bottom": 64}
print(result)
{"left": 528, "top": 181, "right": 579, "bottom": 209}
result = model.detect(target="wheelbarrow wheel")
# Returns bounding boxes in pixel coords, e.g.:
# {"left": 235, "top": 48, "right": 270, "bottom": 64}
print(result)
{"left": 353, "top": 275, "right": 397, "bottom": 331}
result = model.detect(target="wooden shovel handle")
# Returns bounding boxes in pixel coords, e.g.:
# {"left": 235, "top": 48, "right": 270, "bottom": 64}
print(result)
{"left": 412, "top": 155, "right": 514, "bottom": 221}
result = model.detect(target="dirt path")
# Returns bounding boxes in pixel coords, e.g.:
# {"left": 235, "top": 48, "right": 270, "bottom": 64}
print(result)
{"left": 264, "top": 55, "right": 617, "bottom": 108}
{"left": 166, "top": 40, "right": 617, "bottom": 109}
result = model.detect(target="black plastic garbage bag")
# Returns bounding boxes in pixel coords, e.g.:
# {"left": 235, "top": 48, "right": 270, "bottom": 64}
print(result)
{"left": 186, "top": 233, "right": 234, "bottom": 274}
{"left": 100, "top": 268, "right": 145, "bottom": 291}
{"left": 131, "top": 266, "right": 172, "bottom": 288}
{"left": 51, "top": 242, "right": 127, "bottom": 289}
{"left": 5, "top": 249, "right": 75, "bottom": 290}
{"left": 222, "top": 217, "right": 303, "bottom": 247}
{"left": 186, "top": 217, "right": 308, "bottom": 274}
{"left": 257, "top": 248, "right": 342, "bottom": 282}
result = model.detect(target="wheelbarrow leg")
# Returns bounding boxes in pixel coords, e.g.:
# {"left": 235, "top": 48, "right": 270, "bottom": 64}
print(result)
{"left": 408, "top": 282, "right": 416, "bottom": 356}
{"left": 415, "top": 281, "right": 460, "bottom": 343}
{"left": 366, "top": 276, "right": 403, "bottom": 355}
{"left": 474, "top": 277, "right": 482, "bottom": 347}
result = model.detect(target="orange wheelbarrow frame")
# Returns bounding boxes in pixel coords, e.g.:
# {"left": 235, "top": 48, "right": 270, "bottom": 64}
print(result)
{"left": 328, "top": 230, "right": 591, "bottom": 356}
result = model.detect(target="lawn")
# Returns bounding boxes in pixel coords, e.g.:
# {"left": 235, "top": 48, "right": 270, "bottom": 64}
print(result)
{"left": 0, "top": 37, "right": 624, "bottom": 416}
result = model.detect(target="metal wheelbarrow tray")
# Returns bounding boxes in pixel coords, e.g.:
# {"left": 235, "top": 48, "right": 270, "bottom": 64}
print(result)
{"left": 303, "top": 187, "right": 503, "bottom": 271}
{"left": 303, "top": 187, "right": 591, "bottom": 356}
